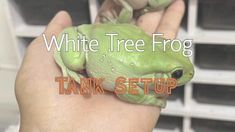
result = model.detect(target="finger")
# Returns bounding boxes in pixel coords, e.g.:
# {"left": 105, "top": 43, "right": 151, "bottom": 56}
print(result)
{"left": 40, "top": 10, "right": 72, "bottom": 55}
{"left": 136, "top": 11, "right": 164, "bottom": 36}
{"left": 29, "top": 11, "right": 72, "bottom": 53}
{"left": 20, "top": 11, "right": 72, "bottom": 78}
{"left": 44, "top": 10, "right": 72, "bottom": 36}
{"left": 156, "top": 0, "right": 185, "bottom": 39}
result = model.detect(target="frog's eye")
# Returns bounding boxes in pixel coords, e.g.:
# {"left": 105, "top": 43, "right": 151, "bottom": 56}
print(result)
{"left": 171, "top": 69, "right": 183, "bottom": 80}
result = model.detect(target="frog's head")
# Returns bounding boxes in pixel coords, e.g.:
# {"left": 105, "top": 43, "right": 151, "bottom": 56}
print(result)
{"left": 126, "top": 39, "right": 194, "bottom": 87}
{"left": 153, "top": 51, "right": 194, "bottom": 86}
{"left": 161, "top": 41, "right": 194, "bottom": 86}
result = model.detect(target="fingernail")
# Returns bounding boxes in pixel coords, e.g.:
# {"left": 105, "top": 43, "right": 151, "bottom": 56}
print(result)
{"left": 50, "top": 11, "right": 70, "bottom": 26}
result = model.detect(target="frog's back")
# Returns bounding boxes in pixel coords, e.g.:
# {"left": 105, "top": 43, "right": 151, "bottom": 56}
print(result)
{"left": 91, "top": 25, "right": 151, "bottom": 63}
{"left": 88, "top": 24, "right": 166, "bottom": 79}
{"left": 88, "top": 23, "right": 153, "bottom": 65}
{"left": 83, "top": 24, "right": 154, "bottom": 90}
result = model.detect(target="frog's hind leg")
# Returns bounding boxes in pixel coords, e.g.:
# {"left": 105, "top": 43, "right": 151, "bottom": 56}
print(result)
{"left": 66, "top": 68, "right": 85, "bottom": 84}
{"left": 54, "top": 50, "right": 85, "bottom": 87}
{"left": 54, "top": 50, "right": 69, "bottom": 77}
{"left": 54, "top": 50, "right": 70, "bottom": 88}
{"left": 116, "top": 84, "right": 166, "bottom": 108}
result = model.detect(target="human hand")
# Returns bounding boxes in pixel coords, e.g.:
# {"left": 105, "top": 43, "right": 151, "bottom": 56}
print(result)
{"left": 15, "top": 0, "right": 185, "bottom": 131}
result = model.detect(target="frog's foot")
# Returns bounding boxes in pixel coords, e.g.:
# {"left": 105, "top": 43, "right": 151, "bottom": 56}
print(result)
{"left": 116, "top": 84, "right": 166, "bottom": 108}
{"left": 117, "top": 0, "right": 133, "bottom": 23}
{"left": 100, "top": 0, "right": 133, "bottom": 23}
{"left": 140, "top": 0, "right": 174, "bottom": 15}
{"left": 54, "top": 50, "right": 69, "bottom": 77}
{"left": 100, "top": 9, "right": 118, "bottom": 23}
{"left": 148, "top": 0, "right": 174, "bottom": 10}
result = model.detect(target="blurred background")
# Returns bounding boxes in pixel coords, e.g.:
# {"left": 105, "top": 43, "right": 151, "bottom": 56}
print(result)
{"left": 0, "top": 0, "right": 235, "bottom": 132}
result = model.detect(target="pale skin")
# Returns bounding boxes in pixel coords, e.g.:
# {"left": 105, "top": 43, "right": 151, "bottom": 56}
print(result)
{"left": 15, "top": 0, "right": 185, "bottom": 132}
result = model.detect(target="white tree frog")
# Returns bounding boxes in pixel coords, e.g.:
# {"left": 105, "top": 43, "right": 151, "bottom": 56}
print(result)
{"left": 54, "top": 24, "right": 194, "bottom": 108}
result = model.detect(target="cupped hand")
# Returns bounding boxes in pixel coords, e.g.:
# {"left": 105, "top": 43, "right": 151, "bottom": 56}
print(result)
{"left": 15, "top": 0, "right": 185, "bottom": 132}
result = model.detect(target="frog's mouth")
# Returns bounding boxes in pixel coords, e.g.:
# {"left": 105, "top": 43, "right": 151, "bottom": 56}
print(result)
{"left": 140, "top": 73, "right": 171, "bottom": 79}
{"left": 137, "top": 73, "right": 177, "bottom": 91}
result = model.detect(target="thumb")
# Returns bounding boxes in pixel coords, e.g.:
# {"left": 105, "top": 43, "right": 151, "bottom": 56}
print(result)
{"left": 16, "top": 11, "right": 73, "bottom": 96}
{"left": 21, "top": 11, "right": 72, "bottom": 76}
{"left": 34, "top": 10, "right": 72, "bottom": 53}
{"left": 44, "top": 11, "right": 72, "bottom": 36}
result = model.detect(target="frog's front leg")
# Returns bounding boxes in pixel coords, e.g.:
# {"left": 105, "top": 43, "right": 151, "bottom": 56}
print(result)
{"left": 54, "top": 27, "right": 86, "bottom": 84}
{"left": 116, "top": 83, "right": 166, "bottom": 108}
{"left": 149, "top": 0, "right": 174, "bottom": 9}
{"left": 142, "top": 0, "right": 174, "bottom": 14}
